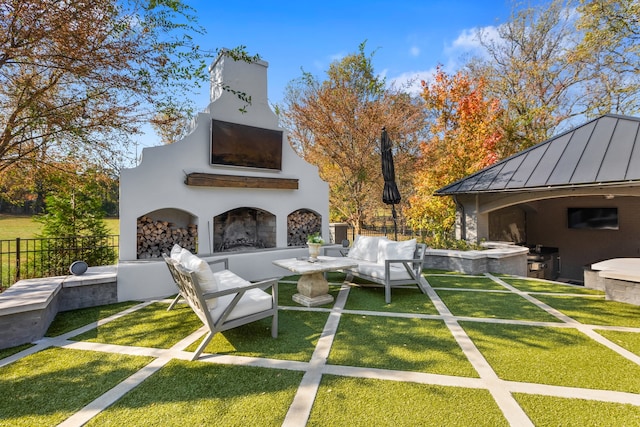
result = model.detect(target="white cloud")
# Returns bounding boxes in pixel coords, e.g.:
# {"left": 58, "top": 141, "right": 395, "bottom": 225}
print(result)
{"left": 388, "top": 68, "right": 437, "bottom": 96}
{"left": 445, "top": 25, "right": 499, "bottom": 58}
{"left": 386, "top": 24, "right": 499, "bottom": 96}
{"left": 409, "top": 46, "right": 420, "bottom": 57}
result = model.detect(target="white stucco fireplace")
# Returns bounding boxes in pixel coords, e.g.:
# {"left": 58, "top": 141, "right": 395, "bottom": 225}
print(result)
{"left": 117, "top": 51, "right": 329, "bottom": 301}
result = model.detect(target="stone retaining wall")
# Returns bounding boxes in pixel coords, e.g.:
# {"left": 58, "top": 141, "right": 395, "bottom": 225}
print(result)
{"left": 0, "top": 266, "right": 117, "bottom": 349}
{"left": 423, "top": 244, "right": 528, "bottom": 276}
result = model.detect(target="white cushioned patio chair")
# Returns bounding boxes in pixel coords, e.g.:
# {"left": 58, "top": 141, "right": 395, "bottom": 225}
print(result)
{"left": 162, "top": 253, "right": 278, "bottom": 361}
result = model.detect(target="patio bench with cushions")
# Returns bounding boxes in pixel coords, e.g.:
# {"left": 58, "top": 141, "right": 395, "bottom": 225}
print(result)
{"left": 163, "top": 245, "right": 278, "bottom": 360}
{"left": 323, "top": 235, "right": 428, "bottom": 303}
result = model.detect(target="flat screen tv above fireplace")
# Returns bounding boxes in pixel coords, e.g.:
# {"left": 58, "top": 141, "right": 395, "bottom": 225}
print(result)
{"left": 567, "top": 207, "right": 619, "bottom": 230}
{"left": 211, "top": 119, "right": 283, "bottom": 170}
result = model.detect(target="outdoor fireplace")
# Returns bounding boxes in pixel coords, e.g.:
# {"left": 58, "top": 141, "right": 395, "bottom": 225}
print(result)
{"left": 118, "top": 50, "right": 330, "bottom": 301}
{"left": 213, "top": 208, "right": 276, "bottom": 252}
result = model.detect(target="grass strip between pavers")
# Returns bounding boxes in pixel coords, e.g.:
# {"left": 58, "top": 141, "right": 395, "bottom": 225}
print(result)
{"left": 186, "top": 309, "right": 329, "bottom": 362}
{"left": 533, "top": 294, "right": 640, "bottom": 327}
{"left": 461, "top": 321, "right": 640, "bottom": 394}
{"left": 595, "top": 329, "right": 640, "bottom": 357}
{"left": 436, "top": 289, "right": 562, "bottom": 322}
{"left": 307, "top": 375, "right": 509, "bottom": 427}
{"left": 514, "top": 393, "right": 640, "bottom": 426}
{"left": 46, "top": 301, "right": 141, "bottom": 337}
{"left": 423, "top": 269, "right": 464, "bottom": 275}
{"left": 85, "top": 359, "right": 303, "bottom": 427}
{"left": 343, "top": 285, "right": 439, "bottom": 314}
{"left": 70, "top": 302, "right": 203, "bottom": 349}
{"left": 426, "top": 274, "right": 507, "bottom": 290}
{"left": 328, "top": 314, "right": 479, "bottom": 377}
{"left": 0, "top": 347, "right": 153, "bottom": 427}
{"left": 0, "top": 343, "right": 33, "bottom": 361}
{"left": 502, "top": 278, "right": 605, "bottom": 295}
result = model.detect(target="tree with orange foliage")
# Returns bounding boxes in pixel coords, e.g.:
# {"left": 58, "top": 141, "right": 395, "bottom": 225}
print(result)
{"left": 279, "top": 42, "right": 425, "bottom": 232}
{"left": 0, "top": 0, "right": 209, "bottom": 174}
{"left": 406, "top": 67, "right": 505, "bottom": 245}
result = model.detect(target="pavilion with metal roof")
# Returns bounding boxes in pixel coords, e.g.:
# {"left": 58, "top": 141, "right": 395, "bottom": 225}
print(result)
{"left": 435, "top": 114, "right": 640, "bottom": 282}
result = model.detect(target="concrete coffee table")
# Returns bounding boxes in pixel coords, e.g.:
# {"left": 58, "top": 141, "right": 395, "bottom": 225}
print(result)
{"left": 273, "top": 256, "right": 357, "bottom": 307}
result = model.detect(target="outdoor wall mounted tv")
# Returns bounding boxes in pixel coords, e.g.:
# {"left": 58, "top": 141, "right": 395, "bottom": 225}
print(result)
{"left": 567, "top": 207, "right": 619, "bottom": 230}
{"left": 211, "top": 120, "right": 283, "bottom": 170}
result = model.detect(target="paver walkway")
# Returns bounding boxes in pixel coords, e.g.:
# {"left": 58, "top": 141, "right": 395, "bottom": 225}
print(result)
{"left": 2, "top": 272, "right": 640, "bottom": 426}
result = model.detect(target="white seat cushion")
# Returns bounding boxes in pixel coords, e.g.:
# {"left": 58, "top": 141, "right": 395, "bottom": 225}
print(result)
{"left": 209, "top": 287, "right": 273, "bottom": 323}
{"left": 345, "top": 259, "right": 412, "bottom": 281}
{"left": 213, "top": 270, "right": 252, "bottom": 291}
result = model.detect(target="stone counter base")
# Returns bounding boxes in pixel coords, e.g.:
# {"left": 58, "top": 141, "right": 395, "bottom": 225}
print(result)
{"left": 585, "top": 259, "right": 640, "bottom": 306}
{"left": 423, "top": 245, "right": 528, "bottom": 276}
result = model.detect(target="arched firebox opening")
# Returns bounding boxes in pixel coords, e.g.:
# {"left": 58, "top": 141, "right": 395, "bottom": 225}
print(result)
{"left": 213, "top": 207, "right": 276, "bottom": 252}
{"left": 287, "top": 209, "right": 322, "bottom": 246}
{"left": 137, "top": 208, "right": 197, "bottom": 259}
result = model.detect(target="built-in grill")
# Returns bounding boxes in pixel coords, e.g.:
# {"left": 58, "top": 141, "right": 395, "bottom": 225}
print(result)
{"left": 526, "top": 245, "right": 559, "bottom": 280}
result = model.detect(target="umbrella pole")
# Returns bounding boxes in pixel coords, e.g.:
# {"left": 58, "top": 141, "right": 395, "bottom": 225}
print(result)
{"left": 391, "top": 204, "right": 398, "bottom": 241}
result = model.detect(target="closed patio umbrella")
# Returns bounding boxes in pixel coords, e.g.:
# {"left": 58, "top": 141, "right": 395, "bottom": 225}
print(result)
{"left": 381, "top": 127, "right": 400, "bottom": 240}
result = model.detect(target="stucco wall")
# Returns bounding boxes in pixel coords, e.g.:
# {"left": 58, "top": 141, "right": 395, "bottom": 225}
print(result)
{"left": 117, "top": 52, "right": 330, "bottom": 300}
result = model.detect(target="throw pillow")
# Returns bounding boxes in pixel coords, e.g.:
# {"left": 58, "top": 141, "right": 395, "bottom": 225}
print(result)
{"left": 177, "top": 249, "right": 219, "bottom": 304}
{"left": 377, "top": 239, "right": 417, "bottom": 265}
{"left": 348, "top": 235, "right": 382, "bottom": 262}
{"left": 170, "top": 244, "right": 183, "bottom": 260}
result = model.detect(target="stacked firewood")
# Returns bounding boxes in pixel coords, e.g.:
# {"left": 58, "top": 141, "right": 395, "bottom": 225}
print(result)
{"left": 137, "top": 215, "right": 197, "bottom": 259}
{"left": 287, "top": 210, "right": 321, "bottom": 246}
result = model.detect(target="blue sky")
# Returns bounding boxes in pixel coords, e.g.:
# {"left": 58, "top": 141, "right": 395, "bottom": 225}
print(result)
{"left": 132, "top": 0, "right": 518, "bottom": 159}
{"left": 189, "top": 0, "right": 515, "bottom": 105}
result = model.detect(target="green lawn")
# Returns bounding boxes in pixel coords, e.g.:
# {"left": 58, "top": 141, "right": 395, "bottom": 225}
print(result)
{"left": 0, "top": 347, "right": 153, "bottom": 426}
{"left": 0, "top": 215, "right": 119, "bottom": 239}
{"left": 86, "top": 360, "right": 303, "bottom": 427}
{"left": 1, "top": 273, "right": 640, "bottom": 426}
{"left": 0, "top": 215, "right": 119, "bottom": 289}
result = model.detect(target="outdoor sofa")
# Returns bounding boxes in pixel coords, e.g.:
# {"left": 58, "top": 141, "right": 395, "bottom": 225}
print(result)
{"left": 324, "top": 235, "right": 428, "bottom": 303}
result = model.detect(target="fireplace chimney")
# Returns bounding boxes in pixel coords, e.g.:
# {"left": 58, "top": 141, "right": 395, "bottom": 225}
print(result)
{"left": 209, "top": 49, "right": 269, "bottom": 105}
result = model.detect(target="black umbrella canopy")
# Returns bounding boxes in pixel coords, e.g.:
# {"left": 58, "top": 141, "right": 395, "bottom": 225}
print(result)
{"left": 381, "top": 127, "right": 401, "bottom": 205}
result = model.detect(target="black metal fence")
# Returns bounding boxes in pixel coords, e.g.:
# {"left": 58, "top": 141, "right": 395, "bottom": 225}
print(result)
{"left": 0, "top": 235, "right": 119, "bottom": 291}
{"left": 347, "top": 225, "right": 425, "bottom": 242}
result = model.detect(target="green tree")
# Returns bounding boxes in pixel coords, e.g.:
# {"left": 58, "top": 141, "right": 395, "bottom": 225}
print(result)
{"left": 469, "top": 0, "right": 585, "bottom": 150}
{"left": 36, "top": 167, "right": 116, "bottom": 275}
{"left": 279, "top": 42, "right": 426, "bottom": 232}
{"left": 573, "top": 0, "right": 640, "bottom": 115}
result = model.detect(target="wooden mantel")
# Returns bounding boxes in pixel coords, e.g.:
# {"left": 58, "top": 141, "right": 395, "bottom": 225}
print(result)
{"left": 185, "top": 173, "right": 299, "bottom": 190}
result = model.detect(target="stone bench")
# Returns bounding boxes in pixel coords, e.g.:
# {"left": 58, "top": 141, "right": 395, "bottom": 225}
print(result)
{"left": 586, "top": 258, "right": 640, "bottom": 306}
{"left": 0, "top": 266, "right": 117, "bottom": 349}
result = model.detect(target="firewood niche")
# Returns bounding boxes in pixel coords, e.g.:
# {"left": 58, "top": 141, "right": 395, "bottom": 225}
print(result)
{"left": 185, "top": 173, "right": 298, "bottom": 190}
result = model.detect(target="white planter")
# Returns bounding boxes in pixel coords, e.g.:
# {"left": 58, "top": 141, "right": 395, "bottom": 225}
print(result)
{"left": 308, "top": 243, "right": 322, "bottom": 260}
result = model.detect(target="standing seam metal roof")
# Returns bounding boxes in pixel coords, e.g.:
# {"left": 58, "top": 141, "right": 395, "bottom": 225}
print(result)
{"left": 435, "top": 114, "right": 640, "bottom": 195}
